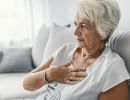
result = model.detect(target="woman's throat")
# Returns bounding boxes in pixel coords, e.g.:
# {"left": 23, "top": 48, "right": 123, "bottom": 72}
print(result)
{"left": 81, "top": 45, "right": 105, "bottom": 59}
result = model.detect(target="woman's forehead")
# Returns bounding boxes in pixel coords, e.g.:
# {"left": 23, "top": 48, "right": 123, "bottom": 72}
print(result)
{"left": 74, "top": 18, "right": 91, "bottom": 24}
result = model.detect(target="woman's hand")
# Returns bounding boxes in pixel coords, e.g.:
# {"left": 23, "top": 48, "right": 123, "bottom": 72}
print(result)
{"left": 46, "top": 62, "right": 87, "bottom": 85}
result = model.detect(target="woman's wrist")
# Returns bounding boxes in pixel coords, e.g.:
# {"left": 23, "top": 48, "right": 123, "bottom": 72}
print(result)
{"left": 42, "top": 69, "right": 49, "bottom": 84}
{"left": 44, "top": 68, "right": 54, "bottom": 82}
{"left": 44, "top": 68, "right": 51, "bottom": 83}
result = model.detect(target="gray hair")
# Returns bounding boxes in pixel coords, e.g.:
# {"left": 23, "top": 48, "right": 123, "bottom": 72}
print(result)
{"left": 73, "top": 0, "right": 121, "bottom": 42}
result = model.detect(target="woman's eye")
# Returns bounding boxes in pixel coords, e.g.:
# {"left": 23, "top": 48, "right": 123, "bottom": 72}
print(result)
{"left": 80, "top": 24, "right": 88, "bottom": 29}
{"left": 74, "top": 21, "right": 77, "bottom": 26}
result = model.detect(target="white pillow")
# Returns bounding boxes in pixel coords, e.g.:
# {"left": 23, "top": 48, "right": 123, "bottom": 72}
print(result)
{"left": 0, "top": 73, "right": 47, "bottom": 99}
{"left": 42, "top": 23, "right": 76, "bottom": 62}
{"left": 32, "top": 24, "right": 50, "bottom": 67}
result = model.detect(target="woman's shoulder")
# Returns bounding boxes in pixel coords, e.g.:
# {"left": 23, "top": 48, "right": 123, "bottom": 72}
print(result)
{"left": 100, "top": 47, "right": 130, "bottom": 92}
{"left": 102, "top": 46, "right": 127, "bottom": 76}
{"left": 104, "top": 46, "right": 124, "bottom": 63}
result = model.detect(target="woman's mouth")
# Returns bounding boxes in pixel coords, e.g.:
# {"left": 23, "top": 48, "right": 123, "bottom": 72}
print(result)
{"left": 77, "top": 39, "right": 84, "bottom": 41}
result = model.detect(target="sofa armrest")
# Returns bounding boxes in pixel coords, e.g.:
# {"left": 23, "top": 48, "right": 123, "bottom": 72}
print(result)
{"left": 0, "top": 73, "right": 47, "bottom": 100}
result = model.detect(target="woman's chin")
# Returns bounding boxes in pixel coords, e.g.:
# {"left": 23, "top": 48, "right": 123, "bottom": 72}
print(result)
{"left": 77, "top": 42, "right": 85, "bottom": 48}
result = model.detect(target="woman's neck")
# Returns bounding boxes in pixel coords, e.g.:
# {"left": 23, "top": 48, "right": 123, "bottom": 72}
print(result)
{"left": 81, "top": 42, "right": 105, "bottom": 59}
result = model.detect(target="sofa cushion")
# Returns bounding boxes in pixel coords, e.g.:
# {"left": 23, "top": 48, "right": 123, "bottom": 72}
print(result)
{"left": 42, "top": 23, "right": 76, "bottom": 63}
{"left": 32, "top": 24, "right": 50, "bottom": 67}
{"left": 0, "top": 47, "right": 33, "bottom": 73}
{"left": 0, "top": 73, "right": 47, "bottom": 99}
{"left": 108, "top": 31, "right": 130, "bottom": 80}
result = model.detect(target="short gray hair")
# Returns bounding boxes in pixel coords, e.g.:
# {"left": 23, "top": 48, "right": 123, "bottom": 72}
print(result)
{"left": 73, "top": 0, "right": 121, "bottom": 42}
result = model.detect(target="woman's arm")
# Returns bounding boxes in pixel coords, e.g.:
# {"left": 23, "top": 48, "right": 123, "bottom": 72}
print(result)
{"left": 23, "top": 57, "right": 54, "bottom": 91}
{"left": 23, "top": 57, "right": 72, "bottom": 91}
{"left": 98, "top": 80, "right": 129, "bottom": 100}
{"left": 23, "top": 57, "right": 87, "bottom": 92}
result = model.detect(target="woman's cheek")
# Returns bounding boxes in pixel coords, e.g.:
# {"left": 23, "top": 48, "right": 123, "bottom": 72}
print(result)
{"left": 82, "top": 32, "right": 88, "bottom": 41}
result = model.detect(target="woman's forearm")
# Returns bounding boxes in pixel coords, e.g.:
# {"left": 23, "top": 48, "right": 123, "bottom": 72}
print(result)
{"left": 23, "top": 70, "right": 48, "bottom": 91}
{"left": 23, "top": 57, "right": 54, "bottom": 91}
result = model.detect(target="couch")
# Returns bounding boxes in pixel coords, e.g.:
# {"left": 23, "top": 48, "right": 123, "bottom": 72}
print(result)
{"left": 0, "top": 23, "right": 130, "bottom": 100}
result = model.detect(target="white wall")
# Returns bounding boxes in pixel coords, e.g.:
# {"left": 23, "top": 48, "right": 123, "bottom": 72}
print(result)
{"left": 48, "top": 0, "right": 77, "bottom": 25}
{"left": 27, "top": 0, "right": 48, "bottom": 38}
{"left": 48, "top": 0, "right": 130, "bottom": 31}
{"left": 117, "top": 0, "right": 130, "bottom": 31}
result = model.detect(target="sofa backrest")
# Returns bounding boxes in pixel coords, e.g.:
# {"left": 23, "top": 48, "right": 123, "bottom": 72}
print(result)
{"left": 42, "top": 23, "right": 76, "bottom": 63}
{"left": 32, "top": 24, "right": 76, "bottom": 67}
{"left": 32, "top": 24, "right": 50, "bottom": 67}
{"left": 108, "top": 31, "right": 130, "bottom": 82}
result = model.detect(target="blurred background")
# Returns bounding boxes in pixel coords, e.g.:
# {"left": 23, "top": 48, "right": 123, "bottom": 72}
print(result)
{"left": 0, "top": 0, "right": 129, "bottom": 48}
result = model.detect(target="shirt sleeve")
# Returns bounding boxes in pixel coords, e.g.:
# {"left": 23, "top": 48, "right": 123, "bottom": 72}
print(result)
{"left": 101, "top": 55, "right": 130, "bottom": 92}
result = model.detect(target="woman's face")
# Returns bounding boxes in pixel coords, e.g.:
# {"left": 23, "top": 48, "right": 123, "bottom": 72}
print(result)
{"left": 74, "top": 18, "right": 102, "bottom": 49}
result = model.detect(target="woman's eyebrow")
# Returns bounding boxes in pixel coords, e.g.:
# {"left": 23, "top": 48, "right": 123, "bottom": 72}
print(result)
{"left": 80, "top": 22, "right": 91, "bottom": 26}
{"left": 74, "top": 20, "right": 91, "bottom": 26}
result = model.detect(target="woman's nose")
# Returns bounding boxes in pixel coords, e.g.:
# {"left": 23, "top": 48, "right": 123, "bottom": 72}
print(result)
{"left": 74, "top": 26, "right": 80, "bottom": 36}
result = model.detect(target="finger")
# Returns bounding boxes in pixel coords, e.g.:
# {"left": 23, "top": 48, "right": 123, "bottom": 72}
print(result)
{"left": 70, "top": 72, "right": 87, "bottom": 77}
{"left": 69, "top": 76, "right": 85, "bottom": 81}
{"left": 60, "top": 62, "right": 71, "bottom": 67}
{"left": 70, "top": 67, "right": 86, "bottom": 72}
{"left": 65, "top": 80, "right": 76, "bottom": 85}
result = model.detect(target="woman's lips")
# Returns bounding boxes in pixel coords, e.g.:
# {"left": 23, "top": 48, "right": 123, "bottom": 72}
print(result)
{"left": 77, "top": 39, "right": 84, "bottom": 41}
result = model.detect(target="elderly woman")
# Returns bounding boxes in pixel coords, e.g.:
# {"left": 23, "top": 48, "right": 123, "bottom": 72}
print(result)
{"left": 23, "top": 0, "right": 130, "bottom": 100}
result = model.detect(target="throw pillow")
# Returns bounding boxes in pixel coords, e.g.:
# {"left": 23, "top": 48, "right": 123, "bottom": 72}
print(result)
{"left": 0, "top": 47, "right": 33, "bottom": 73}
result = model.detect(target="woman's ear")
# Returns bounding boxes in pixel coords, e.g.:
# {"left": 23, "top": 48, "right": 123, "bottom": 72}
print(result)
{"left": 100, "top": 40, "right": 105, "bottom": 49}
